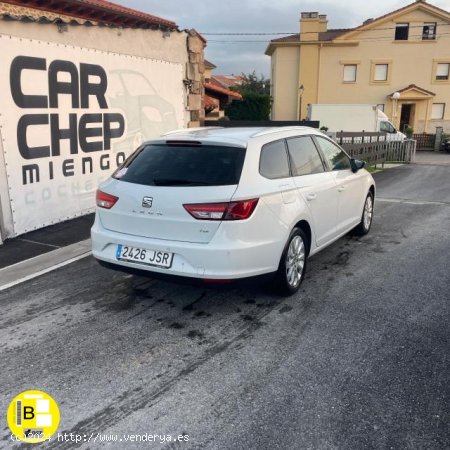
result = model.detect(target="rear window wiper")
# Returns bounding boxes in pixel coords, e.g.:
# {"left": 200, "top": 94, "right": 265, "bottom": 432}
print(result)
{"left": 152, "top": 178, "right": 211, "bottom": 186}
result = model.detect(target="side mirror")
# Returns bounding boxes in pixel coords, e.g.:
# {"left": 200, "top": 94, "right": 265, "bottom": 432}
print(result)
{"left": 351, "top": 158, "right": 366, "bottom": 173}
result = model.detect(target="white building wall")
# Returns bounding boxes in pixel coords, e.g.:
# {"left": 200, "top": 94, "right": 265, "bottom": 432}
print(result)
{"left": 0, "top": 18, "right": 204, "bottom": 240}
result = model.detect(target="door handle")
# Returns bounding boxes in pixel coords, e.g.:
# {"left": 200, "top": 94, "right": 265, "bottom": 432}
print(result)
{"left": 306, "top": 193, "right": 317, "bottom": 201}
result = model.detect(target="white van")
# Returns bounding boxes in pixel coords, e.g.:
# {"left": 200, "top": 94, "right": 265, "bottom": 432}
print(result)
{"left": 307, "top": 104, "right": 406, "bottom": 141}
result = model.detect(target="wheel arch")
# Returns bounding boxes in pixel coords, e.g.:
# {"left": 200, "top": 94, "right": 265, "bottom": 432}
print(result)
{"left": 293, "top": 219, "right": 312, "bottom": 256}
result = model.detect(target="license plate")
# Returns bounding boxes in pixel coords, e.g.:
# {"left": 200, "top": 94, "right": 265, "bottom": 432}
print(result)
{"left": 116, "top": 244, "right": 173, "bottom": 269}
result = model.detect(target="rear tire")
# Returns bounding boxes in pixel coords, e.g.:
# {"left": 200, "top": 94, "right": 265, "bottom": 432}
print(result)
{"left": 276, "top": 228, "right": 307, "bottom": 296}
{"left": 354, "top": 192, "right": 374, "bottom": 236}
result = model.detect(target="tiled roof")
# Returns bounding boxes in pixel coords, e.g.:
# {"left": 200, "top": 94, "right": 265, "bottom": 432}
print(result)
{"left": 360, "top": 0, "right": 449, "bottom": 28}
{"left": 271, "top": 1, "right": 449, "bottom": 45}
{"left": 211, "top": 75, "right": 245, "bottom": 89}
{"left": 204, "top": 82, "right": 242, "bottom": 100}
{"left": 270, "top": 33, "right": 300, "bottom": 43}
{"left": 271, "top": 29, "right": 351, "bottom": 43}
{"left": 204, "top": 94, "right": 219, "bottom": 109}
{"left": 0, "top": 3, "right": 90, "bottom": 24}
{"left": 1, "top": 0, "right": 177, "bottom": 29}
{"left": 320, "top": 29, "right": 353, "bottom": 41}
{"left": 336, "top": 0, "right": 449, "bottom": 38}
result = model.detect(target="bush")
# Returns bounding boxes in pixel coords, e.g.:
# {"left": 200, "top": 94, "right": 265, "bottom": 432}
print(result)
{"left": 225, "top": 92, "right": 271, "bottom": 121}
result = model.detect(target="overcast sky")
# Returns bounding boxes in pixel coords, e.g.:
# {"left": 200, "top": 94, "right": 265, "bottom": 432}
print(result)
{"left": 119, "top": 0, "right": 450, "bottom": 76}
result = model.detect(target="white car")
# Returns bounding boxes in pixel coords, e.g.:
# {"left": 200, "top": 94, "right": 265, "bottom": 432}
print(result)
{"left": 91, "top": 127, "right": 375, "bottom": 295}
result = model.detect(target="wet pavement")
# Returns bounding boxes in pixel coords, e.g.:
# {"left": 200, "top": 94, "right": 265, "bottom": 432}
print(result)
{"left": 0, "top": 164, "right": 449, "bottom": 449}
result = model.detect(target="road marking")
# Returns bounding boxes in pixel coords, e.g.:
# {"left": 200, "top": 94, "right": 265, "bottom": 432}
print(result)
{"left": 0, "top": 252, "right": 91, "bottom": 292}
{"left": 376, "top": 197, "right": 450, "bottom": 206}
{"left": 0, "top": 239, "right": 91, "bottom": 291}
{"left": 17, "top": 238, "right": 61, "bottom": 249}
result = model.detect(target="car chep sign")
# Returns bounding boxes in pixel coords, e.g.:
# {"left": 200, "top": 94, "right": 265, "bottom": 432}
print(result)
{"left": 0, "top": 36, "right": 184, "bottom": 236}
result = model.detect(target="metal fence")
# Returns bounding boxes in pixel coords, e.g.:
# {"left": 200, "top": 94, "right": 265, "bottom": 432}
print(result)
{"left": 336, "top": 135, "right": 417, "bottom": 165}
{"left": 413, "top": 133, "right": 435, "bottom": 150}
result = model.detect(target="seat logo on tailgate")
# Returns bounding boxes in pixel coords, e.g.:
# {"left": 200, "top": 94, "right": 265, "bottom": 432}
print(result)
{"left": 142, "top": 197, "right": 153, "bottom": 208}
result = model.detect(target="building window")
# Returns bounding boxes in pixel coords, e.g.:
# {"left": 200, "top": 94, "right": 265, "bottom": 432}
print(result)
{"left": 431, "top": 103, "right": 445, "bottom": 120}
{"left": 436, "top": 63, "right": 450, "bottom": 81}
{"left": 377, "top": 104, "right": 385, "bottom": 112}
{"left": 423, "top": 22, "right": 436, "bottom": 40}
{"left": 395, "top": 23, "right": 409, "bottom": 40}
{"left": 374, "top": 64, "right": 388, "bottom": 81}
{"left": 343, "top": 64, "right": 357, "bottom": 82}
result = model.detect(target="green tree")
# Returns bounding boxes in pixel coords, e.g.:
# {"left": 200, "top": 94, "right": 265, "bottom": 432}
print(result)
{"left": 225, "top": 71, "right": 271, "bottom": 120}
{"left": 234, "top": 71, "right": 270, "bottom": 96}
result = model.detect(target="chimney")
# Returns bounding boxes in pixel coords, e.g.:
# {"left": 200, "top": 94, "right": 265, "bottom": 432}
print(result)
{"left": 300, "top": 12, "right": 328, "bottom": 41}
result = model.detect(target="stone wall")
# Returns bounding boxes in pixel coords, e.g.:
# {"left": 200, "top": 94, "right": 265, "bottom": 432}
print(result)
{"left": 186, "top": 30, "right": 206, "bottom": 127}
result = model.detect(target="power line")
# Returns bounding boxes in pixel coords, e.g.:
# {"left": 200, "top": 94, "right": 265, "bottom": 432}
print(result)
{"left": 201, "top": 21, "right": 450, "bottom": 36}
{"left": 206, "top": 31, "right": 450, "bottom": 44}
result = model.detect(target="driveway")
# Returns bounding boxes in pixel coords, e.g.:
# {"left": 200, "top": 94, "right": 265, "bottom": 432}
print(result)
{"left": 414, "top": 150, "right": 450, "bottom": 166}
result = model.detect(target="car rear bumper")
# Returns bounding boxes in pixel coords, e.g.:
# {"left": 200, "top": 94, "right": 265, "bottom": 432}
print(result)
{"left": 91, "top": 215, "right": 285, "bottom": 280}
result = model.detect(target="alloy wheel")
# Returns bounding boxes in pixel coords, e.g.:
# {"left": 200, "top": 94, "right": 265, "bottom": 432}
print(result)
{"left": 285, "top": 235, "right": 305, "bottom": 288}
{"left": 363, "top": 195, "right": 373, "bottom": 231}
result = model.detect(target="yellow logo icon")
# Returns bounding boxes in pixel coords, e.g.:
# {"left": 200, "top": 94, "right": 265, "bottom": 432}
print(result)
{"left": 7, "top": 390, "right": 60, "bottom": 443}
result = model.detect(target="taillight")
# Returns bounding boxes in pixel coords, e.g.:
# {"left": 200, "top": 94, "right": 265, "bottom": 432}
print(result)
{"left": 96, "top": 190, "right": 119, "bottom": 209}
{"left": 183, "top": 198, "right": 258, "bottom": 221}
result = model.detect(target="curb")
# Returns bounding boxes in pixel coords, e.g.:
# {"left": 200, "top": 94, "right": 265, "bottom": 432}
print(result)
{"left": 0, "top": 240, "right": 91, "bottom": 291}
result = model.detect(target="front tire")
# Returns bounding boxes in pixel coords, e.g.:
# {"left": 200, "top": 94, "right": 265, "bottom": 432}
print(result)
{"left": 354, "top": 192, "right": 374, "bottom": 236}
{"left": 276, "top": 228, "right": 307, "bottom": 296}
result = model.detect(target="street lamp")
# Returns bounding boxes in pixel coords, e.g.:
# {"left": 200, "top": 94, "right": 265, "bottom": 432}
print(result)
{"left": 298, "top": 84, "right": 305, "bottom": 121}
{"left": 392, "top": 91, "right": 400, "bottom": 128}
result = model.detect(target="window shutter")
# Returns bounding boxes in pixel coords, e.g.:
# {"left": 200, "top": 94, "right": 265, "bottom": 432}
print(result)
{"left": 343, "top": 65, "right": 356, "bottom": 82}
{"left": 436, "top": 63, "right": 449, "bottom": 77}
{"left": 431, "top": 103, "right": 445, "bottom": 120}
{"left": 374, "top": 64, "right": 388, "bottom": 81}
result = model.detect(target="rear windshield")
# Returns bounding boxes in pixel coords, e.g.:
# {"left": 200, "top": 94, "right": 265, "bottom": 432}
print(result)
{"left": 114, "top": 144, "right": 246, "bottom": 187}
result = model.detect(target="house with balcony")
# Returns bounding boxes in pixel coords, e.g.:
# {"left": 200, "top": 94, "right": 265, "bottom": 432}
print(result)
{"left": 266, "top": 0, "right": 450, "bottom": 133}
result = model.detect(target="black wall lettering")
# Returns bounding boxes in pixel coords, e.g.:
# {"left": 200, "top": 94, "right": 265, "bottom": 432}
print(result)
{"left": 50, "top": 113, "right": 78, "bottom": 156}
{"left": 79, "top": 114, "right": 103, "bottom": 152}
{"left": 103, "top": 113, "right": 125, "bottom": 150}
{"left": 100, "top": 154, "right": 110, "bottom": 170}
{"left": 116, "top": 152, "right": 126, "bottom": 166}
{"left": 22, "top": 164, "right": 40, "bottom": 184}
{"left": 17, "top": 114, "right": 50, "bottom": 159}
{"left": 10, "top": 56, "right": 48, "bottom": 108}
{"left": 62, "top": 159, "right": 75, "bottom": 177}
{"left": 82, "top": 157, "right": 93, "bottom": 174}
{"left": 80, "top": 63, "right": 108, "bottom": 109}
{"left": 48, "top": 60, "right": 80, "bottom": 108}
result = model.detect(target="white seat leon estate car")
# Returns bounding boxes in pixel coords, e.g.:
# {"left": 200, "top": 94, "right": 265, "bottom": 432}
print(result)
{"left": 91, "top": 126, "right": 375, "bottom": 295}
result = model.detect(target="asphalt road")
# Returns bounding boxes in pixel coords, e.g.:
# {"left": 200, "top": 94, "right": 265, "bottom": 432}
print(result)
{"left": 1, "top": 164, "right": 449, "bottom": 449}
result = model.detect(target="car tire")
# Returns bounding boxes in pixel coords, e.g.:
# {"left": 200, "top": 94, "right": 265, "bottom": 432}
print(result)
{"left": 276, "top": 228, "right": 308, "bottom": 296}
{"left": 354, "top": 192, "right": 374, "bottom": 236}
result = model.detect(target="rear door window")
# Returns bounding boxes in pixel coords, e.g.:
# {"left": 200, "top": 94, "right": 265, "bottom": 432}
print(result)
{"left": 115, "top": 144, "right": 246, "bottom": 186}
{"left": 259, "top": 140, "right": 290, "bottom": 179}
{"left": 286, "top": 136, "right": 325, "bottom": 176}
{"left": 314, "top": 136, "right": 351, "bottom": 171}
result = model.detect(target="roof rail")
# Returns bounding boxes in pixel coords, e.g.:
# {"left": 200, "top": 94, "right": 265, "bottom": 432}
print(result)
{"left": 251, "top": 126, "right": 311, "bottom": 138}
{"left": 163, "top": 127, "right": 223, "bottom": 136}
